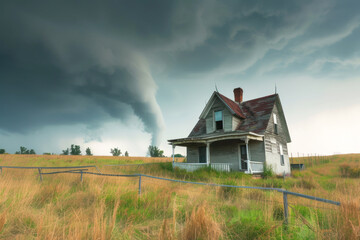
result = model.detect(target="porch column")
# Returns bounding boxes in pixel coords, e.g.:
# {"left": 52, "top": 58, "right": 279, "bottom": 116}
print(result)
{"left": 245, "top": 138, "right": 250, "bottom": 173}
{"left": 206, "top": 142, "right": 211, "bottom": 166}
{"left": 172, "top": 144, "right": 175, "bottom": 164}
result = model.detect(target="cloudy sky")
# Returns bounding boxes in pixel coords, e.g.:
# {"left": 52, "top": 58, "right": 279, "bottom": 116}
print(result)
{"left": 0, "top": 0, "right": 359, "bottom": 156}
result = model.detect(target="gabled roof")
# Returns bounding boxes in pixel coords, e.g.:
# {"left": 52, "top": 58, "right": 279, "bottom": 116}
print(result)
{"left": 187, "top": 91, "right": 290, "bottom": 142}
{"left": 188, "top": 118, "right": 206, "bottom": 137}
{"left": 236, "top": 94, "right": 278, "bottom": 134}
{"left": 199, "top": 92, "right": 246, "bottom": 120}
{"left": 217, "top": 93, "right": 246, "bottom": 118}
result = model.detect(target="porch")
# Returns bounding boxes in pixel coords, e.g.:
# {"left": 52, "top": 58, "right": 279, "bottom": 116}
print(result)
{"left": 169, "top": 132, "right": 265, "bottom": 174}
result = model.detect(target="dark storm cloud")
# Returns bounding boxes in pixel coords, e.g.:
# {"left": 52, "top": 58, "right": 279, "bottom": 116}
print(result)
{"left": 0, "top": 0, "right": 359, "bottom": 144}
{"left": 0, "top": 1, "right": 168, "bottom": 144}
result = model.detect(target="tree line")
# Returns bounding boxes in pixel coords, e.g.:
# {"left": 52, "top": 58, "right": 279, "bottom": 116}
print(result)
{"left": 0, "top": 145, "right": 184, "bottom": 157}
{"left": 60, "top": 145, "right": 166, "bottom": 157}
{"left": 0, "top": 146, "right": 36, "bottom": 155}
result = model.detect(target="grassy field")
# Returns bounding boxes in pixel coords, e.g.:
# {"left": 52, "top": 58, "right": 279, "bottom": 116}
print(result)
{"left": 0, "top": 154, "right": 359, "bottom": 239}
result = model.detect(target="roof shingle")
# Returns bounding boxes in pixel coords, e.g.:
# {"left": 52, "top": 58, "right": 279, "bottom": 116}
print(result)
{"left": 236, "top": 94, "right": 277, "bottom": 134}
{"left": 217, "top": 93, "right": 246, "bottom": 118}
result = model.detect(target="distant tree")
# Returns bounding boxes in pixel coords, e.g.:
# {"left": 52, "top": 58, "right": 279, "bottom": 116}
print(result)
{"left": 0, "top": 149, "right": 5, "bottom": 154}
{"left": 110, "top": 148, "right": 121, "bottom": 156}
{"left": 124, "top": 151, "right": 129, "bottom": 157}
{"left": 15, "top": 146, "right": 35, "bottom": 155}
{"left": 70, "top": 144, "right": 81, "bottom": 155}
{"left": 43, "top": 153, "right": 51, "bottom": 155}
{"left": 148, "top": 145, "right": 164, "bottom": 157}
{"left": 20, "top": 146, "right": 27, "bottom": 154}
{"left": 86, "top": 147, "right": 92, "bottom": 156}
{"left": 173, "top": 154, "right": 184, "bottom": 158}
{"left": 62, "top": 148, "right": 70, "bottom": 155}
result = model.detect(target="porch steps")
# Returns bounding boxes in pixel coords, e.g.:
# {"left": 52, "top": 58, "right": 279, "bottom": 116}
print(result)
{"left": 252, "top": 174, "right": 262, "bottom": 179}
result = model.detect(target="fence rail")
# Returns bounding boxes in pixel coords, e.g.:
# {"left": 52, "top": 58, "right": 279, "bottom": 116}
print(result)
{"left": 0, "top": 165, "right": 101, "bottom": 172}
{"left": 0, "top": 164, "right": 340, "bottom": 225}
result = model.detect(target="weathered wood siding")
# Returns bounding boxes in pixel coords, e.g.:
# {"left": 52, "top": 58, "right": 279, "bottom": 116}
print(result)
{"left": 186, "top": 146, "right": 199, "bottom": 163}
{"left": 264, "top": 104, "right": 291, "bottom": 174}
{"left": 205, "top": 96, "right": 233, "bottom": 133}
{"left": 209, "top": 140, "right": 239, "bottom": 170}
{"left": 248, "top": 141, "right": 265, "bottom": 163}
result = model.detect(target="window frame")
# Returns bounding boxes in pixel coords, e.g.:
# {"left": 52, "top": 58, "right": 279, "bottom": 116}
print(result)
{"left": 214, "top": 110, "right": 224, "bottom": 131}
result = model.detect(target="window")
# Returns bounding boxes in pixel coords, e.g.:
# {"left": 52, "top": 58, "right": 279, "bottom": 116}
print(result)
{"left": 273, "top": 113, "right": 278, "bottom": 134}
{"left": 215, "top": 110, "right": 223, "bottom": 130}
{"left": 279, "top": 144, "right": 284, "bottom": 166}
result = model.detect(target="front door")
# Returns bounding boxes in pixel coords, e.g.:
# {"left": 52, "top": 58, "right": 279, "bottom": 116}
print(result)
{"left": 199, "top": 146, "right": 207, "bottom": 163}
{"left": 240, "top": 145, "right": 248, "bottom": 169}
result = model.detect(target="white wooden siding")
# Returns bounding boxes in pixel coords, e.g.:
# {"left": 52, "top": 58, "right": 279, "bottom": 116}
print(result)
{"left": 264, "top": 104, "right": 291, "bottom": 174}
{"left": 232, "top": 116, "right": 241, "bottom": 131}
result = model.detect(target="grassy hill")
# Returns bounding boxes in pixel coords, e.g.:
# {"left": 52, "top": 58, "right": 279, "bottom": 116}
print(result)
{"left": 0, "top": 154, "right": 359, "bottom": 239}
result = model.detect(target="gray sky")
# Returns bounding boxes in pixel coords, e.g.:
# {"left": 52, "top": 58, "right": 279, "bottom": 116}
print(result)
{"left": 0, "top": 0, "right": 359, "bottom": 156}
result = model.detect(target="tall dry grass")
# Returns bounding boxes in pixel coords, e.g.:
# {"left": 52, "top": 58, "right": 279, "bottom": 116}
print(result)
{"left": 0, "top": 154, "right": 359, "bottom": 239}
{"left": 0, "top": 154, "right": 175, "bottom": 168}
{"left": 181, "top": 203, "right": 222, "bottom": 240}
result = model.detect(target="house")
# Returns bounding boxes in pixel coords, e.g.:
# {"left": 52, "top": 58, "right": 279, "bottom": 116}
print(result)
{"left": 168, "top": 88, "right": 291, "bottom": 175}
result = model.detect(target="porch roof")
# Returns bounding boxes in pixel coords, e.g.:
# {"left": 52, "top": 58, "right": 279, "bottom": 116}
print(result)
{"left": 168, "top": 131, "right": 263, "bottom": 146}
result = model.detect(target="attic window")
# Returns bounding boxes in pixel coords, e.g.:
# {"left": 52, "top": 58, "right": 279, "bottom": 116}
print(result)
{"left": 215, "top": 110, "right": 223, "bottom": 130}
{"left": 273, "top": 113, "right": 278, "bottom": 134}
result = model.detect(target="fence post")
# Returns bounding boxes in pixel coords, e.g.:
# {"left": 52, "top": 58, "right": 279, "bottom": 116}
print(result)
{"left": 283, "top": 192, "right": 289, "bottom": 225}
{"left": 38, "top": 168, "right": 43, "bottom": 182}
{"left": 138, "top": 175, "right": 142, "bottom": 196}
{"left": 80, "top": 170, "right": 83, "bottom": 182}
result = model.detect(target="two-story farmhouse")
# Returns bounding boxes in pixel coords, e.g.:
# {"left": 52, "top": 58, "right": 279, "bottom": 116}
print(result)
{"left": 168, "top": 88, "right": 291, "bottom": 175}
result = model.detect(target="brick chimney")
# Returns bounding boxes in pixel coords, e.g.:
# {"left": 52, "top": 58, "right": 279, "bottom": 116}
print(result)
{"left": 233, "top": 88, "right": 243, "bottom": 103}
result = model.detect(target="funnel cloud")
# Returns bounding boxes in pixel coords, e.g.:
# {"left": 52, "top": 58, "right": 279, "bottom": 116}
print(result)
{"left": 0, "top": 1, "right": 165, "bottom": 145}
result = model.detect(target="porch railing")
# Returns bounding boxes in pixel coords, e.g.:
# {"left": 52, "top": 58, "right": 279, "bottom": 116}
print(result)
{"left": 211, "top": 163, "right": 232, "bottom": 172}
{"left": 172, "top": 162, "right": 232, "bottom": 172}
{"left": 249, "top": 161, "right": 264, "bottom": 173}
{"left": 172, "top": 162, "right": 207, "bottom": 172}
{"left": 172, "top": 161, "right": 263, "bottom": 173}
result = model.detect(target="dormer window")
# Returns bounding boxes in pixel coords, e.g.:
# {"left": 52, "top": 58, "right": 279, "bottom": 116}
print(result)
{"left": 273, "top": 113, "right": 278, "bottom": 134}
{"left": 215, "top": 110, "right": 223, "bottom": 130}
